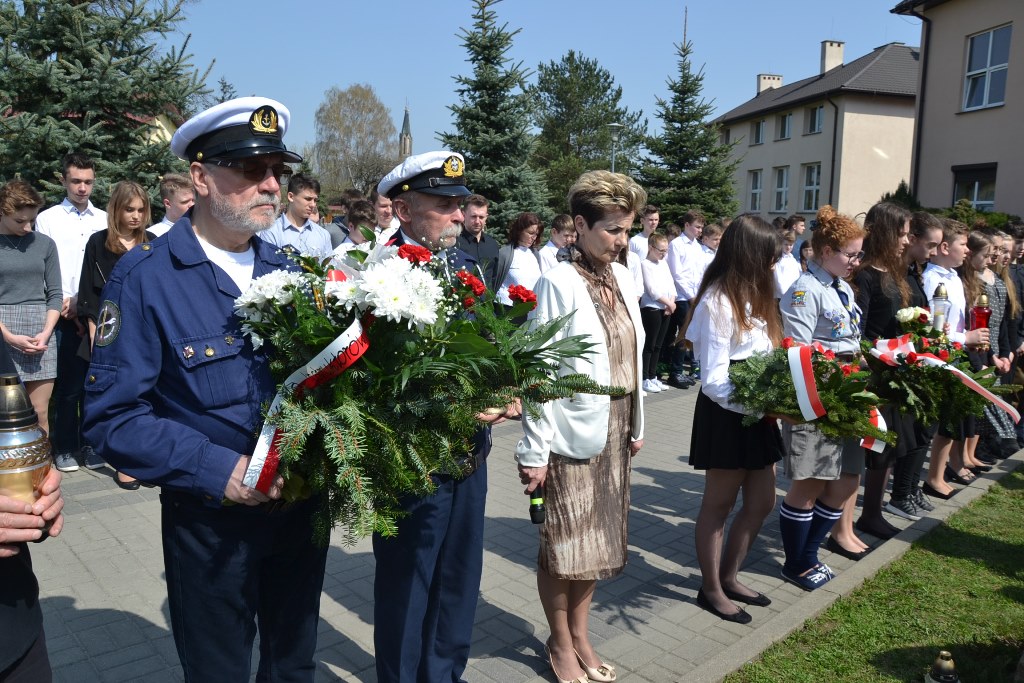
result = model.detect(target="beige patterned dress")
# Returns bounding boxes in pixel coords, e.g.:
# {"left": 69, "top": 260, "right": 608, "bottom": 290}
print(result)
{"left": 538, "top": 260, "right": 638, "bottom": 580}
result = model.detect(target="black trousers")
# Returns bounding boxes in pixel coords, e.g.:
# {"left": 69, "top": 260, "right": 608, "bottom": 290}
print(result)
{"left": 161, "top": 492, "right": 328, "bottom": 682}
{"left": 640, "top": 306, "right": 672, "bottom": 380}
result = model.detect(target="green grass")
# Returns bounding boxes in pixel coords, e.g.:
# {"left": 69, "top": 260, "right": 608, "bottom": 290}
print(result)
{"left": 725, "top": 469, "right": 1024, "bottom": 683}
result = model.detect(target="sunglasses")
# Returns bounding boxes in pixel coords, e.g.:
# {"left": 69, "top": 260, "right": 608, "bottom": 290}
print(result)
{"left": 209, "top": 159, "right": 294, "bottom": 183}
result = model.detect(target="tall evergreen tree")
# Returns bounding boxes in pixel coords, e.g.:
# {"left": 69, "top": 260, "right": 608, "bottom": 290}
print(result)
{"left": 439, "top": 0, "right": 549, "bottom": 236}
{"left": 0, "top": 0, "right": 210, "bottom": 205}
{"left": 531, "top": 50, "right": 646, "bottom": 214}
{"left": 640, "top": 40, "right": 738, "bottom": 223}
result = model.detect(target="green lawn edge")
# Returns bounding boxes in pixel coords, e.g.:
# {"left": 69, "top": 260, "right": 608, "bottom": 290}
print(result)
{"left": 725, "top": 469, "right": 1024, "bottom": 683}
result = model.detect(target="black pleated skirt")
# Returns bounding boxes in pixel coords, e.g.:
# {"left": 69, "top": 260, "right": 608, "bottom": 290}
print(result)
{"left": 689, "top": 389, "right": 784, "bottom": 470}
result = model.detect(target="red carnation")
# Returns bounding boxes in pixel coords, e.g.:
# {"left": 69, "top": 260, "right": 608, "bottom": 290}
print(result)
{"left": 397, "top": 244, "right": 433, "bottom": 265}
{"left": 463, "top": 297, "right": 476, "bottom": 309}
{"left": 907, "top": 352, "right": 919, "bottom": 363}
{"left": 921, "top": 337, "right": 931, "bottom": 346}
{"left": 952, "top": 342, "right": 963, "bottom": 350}
{"left": 840, "top": 364, "right": 854, "bottom": 376}
{"left": 455, "top": 269, "right": 486, "bottom": 296}
{"left": 938, "top": 349, "right": 950, "bottom": 361}
{"left": 781, "top": 337, "right": 794, "bottom": 349}
{"left": 823, "top": 349, "right": 836, "bottom": 360}
{"left": 508, "top": 284, "right": 538, "bottom": 310}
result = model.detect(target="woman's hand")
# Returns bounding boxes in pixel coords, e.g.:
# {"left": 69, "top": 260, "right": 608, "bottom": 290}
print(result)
{"left": 5, "top": 333, "right": 46, "bottom": 354}
{"left": 476, "top": 399, "right": 522, "bottom": 425}
{"left": 965, "top": 328, "right": 990, "bottom": 348}
{"left": 629, "top": 439, "right": 643, "bottom": 457}
{"left": 518, "top": 464, "right": 547, "bottom": 493}
{"left": 994, "top": 356, "right": 1011, "bottom": 374}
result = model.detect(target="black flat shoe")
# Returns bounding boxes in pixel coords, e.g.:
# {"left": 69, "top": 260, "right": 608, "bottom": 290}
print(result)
{"left": 968, "top": 465, "right": 992, "bottom": 475}
{"left": 854, "top": 518, "right": 898, "bottom": 540}
{"left": 944, "top": 465, "right": 975, "bottom": 486}
{"left": 825, "top": 535, "right": 870, "bottom": 560}
{"left": 696, "top": 589, "right": 752, "bottom": 624}
{"left": 722, "top": 587, "right": 772, "bottom": 607}
{"left": 922, "top": 481, "right": 957, "bottom": 500}
{"left": 115, "top": 474, "right": 141, "bottom": 491}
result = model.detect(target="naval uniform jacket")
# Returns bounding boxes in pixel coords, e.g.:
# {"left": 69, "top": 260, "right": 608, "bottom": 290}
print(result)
{"left": 82, "top": 216, "right": 292, "bottom": 504}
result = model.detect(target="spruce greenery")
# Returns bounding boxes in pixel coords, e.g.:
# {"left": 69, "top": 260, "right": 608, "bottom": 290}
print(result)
{"left": 640, "top": 40, "right": 738, "bottom": 224}
{"left": 0, "top": 0, "right": 209, "bottom": 206}
{"left": 439, "top": 0, "right": 550, "bottom": 237}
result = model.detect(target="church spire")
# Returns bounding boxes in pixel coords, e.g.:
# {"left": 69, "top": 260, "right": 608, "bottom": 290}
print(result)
{"left": 399, "top": 106, "right": 412, "bottom": 159}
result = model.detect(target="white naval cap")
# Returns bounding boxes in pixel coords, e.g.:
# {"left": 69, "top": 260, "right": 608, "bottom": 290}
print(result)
{"left": 377, "top": 150, "right": 470, "bottom": 199}
{"left": 170, "top": 96, "right": 301, "bottom": 163}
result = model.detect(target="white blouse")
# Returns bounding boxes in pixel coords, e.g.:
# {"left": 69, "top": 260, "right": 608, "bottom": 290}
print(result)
{"left": 685, "top": 288, "right": 773, "bottom": 414}
{"left": 640, "top": 258, "right": 675, "bottom": 309}
{"left": 497, "top": 246, "right": 542, "bottom": 305}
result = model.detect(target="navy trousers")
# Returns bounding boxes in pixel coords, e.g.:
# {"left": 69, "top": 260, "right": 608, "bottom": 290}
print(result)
{"left": 372, "top": 458, "right": 488, "bottom": 683}
{"left": 50, "top": 318, "right": 87, "bottom": 455}
{"left": 161, "top": 492, "right": 328, "bottom": 683}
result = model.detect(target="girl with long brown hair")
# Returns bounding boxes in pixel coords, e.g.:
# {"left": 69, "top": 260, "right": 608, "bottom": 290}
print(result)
{"left": 78, "top": 180, "right": 153, "bottom": 489}
{"left": 683, "top": 214, "right": 784, "bottom": 623}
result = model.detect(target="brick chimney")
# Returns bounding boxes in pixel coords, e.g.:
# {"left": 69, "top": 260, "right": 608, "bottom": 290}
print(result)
{"left": 821, "top": 40, "right": 844, "bottom": 74}
{"left": 756, "top": 74, "right": 782, "bottom": 94}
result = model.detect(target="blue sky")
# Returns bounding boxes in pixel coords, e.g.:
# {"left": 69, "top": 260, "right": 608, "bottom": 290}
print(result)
{"left": 170, "top": 0, "right": 922, "bottom": 157}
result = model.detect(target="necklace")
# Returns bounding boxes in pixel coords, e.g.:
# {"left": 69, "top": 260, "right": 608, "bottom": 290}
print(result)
{"left": 0, "top": 232, "right": 23, "bottom": 250}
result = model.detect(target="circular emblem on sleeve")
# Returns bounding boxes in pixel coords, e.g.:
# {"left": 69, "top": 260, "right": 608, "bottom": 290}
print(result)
{"left": 95, "top": 300, "right": 121, "bottom": 347}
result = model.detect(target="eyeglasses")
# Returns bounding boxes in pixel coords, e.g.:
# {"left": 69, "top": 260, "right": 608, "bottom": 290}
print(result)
{"left": 839, "top": 250, "right": 865, "bottom": 263}
{"left": 652, "top": 247, "right": 668, "bottom": 254}
{"left": 208, "top": 159, "right": 294, "bottom": 183}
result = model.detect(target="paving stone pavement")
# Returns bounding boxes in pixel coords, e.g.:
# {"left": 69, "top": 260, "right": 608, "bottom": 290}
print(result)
{"left": 32, "top": 385, "right": 1022, "bottom": 682}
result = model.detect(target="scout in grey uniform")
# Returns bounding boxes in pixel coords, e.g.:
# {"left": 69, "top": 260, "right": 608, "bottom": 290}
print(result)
{"left": 776, "top": 206, "right": 866, "bottom": 591}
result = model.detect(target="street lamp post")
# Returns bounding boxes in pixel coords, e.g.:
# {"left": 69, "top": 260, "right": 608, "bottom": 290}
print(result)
{"left": 607, "top": 123, "right": 624, "bottom": 173}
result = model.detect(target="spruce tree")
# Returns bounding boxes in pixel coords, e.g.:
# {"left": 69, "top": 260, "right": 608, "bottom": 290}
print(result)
{"left": 531, "top": 50, "right": 646, "bottom": 214}
{"left": 640, "top": 40, "right": 738, "bottom": 223}
{"left": 0, "top": 0, "right": 209, "bottom": 205}
{"left": 439, "top": 0, "right": 549, "bottom": 236}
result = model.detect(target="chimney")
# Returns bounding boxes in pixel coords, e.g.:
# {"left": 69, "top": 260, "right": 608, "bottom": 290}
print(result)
{"left": 821, "top": 40, "right": 844, "bottom": 74}
{"left": 756, "top": 74, "right": 782, "bottom": 94}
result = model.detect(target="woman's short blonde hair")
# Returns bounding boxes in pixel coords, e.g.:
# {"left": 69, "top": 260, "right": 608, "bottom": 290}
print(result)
{"left": 567, "top": 171, "right": 647, "bottom": 227}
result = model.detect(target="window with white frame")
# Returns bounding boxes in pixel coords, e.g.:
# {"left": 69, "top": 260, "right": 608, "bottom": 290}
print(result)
{"left": 953, "top": 164, "right": 997, "bottom": 211}
{"left": 805, "top": 105, "right": 824, "bottom": 134}
{"left": 776, "top": 113, "right": 792, "bottom": 140}
{"left": 749, "top": 170, "right": 763, "bottom": 212}
{"left": 801, "top": 163, "right": 821, "bottom": 212}
{"left": 750, "top": 119, "right": 765, "bottom": 145}
{"left": 773, "top": 167, "right": 789, "bottom": 212}
{"left": 964, "top": 25, "right": 1011, "bottom": 110}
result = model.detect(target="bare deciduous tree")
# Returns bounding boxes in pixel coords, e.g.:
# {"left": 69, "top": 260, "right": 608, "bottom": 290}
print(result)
{"left": 314, "top": 84, "right": 398, "bottom": 196}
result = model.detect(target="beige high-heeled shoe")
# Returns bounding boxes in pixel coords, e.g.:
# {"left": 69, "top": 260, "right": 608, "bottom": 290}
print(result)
{"left": 575, "top": 648, "right": 617, "bottom": 682}
{"left": 544, "top": 643, "right": 588, "bottom": 683}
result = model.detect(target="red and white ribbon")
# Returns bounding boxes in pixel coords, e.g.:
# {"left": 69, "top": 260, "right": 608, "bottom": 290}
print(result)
{"left": 870, "top": 336, "right": 1020, "bottom": 423}
{"left": 860, "top": 408, "right": 888, "bottom": 453}
{"left": 788, "top": 345, "right": 826, "bottom": 421}
{"left": 243, "top": 270, "right": 371, "bottom": 493}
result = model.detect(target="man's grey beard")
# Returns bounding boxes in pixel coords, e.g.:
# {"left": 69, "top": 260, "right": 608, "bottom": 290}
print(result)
{"left": 208, "top": 192, "right": 281, "bottom": 237}
{"left": 420, "top": 225, "right": 461, "bottom": 252}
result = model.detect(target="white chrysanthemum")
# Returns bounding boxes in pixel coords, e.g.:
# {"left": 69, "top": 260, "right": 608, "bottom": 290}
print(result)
{"left": 325, "top": 278, "right": 360, "bottom": 307}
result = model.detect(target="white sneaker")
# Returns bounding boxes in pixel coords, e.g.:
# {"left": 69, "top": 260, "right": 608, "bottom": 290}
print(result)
{"left": 654, "top": 378, "right": 670, "bottom": 390}
{"left": 642, "top": 379, "right": 662, "bottom": 393}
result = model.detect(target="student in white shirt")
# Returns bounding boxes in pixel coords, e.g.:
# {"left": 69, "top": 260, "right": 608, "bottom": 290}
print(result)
{"left": 493, "top": 213, "right": 542, "bottom": 312}
{"left": 34, "top": 152, "right": 107, "bottom": 472}
{"left": 773, "top": 227, "right": 801, "bottom": 298}
{"left": 628, "top": 204, "right": 659, "bottom": 259}
{"left": 684, "top": 214, "right": 786, "bottom": 623}
{"left": 665, "top": 210, "right": 706, "bottom": 386}
{"left": 922, "top": 220, "right": 990, "bottom": 499}
{"left": 536, "top": 214, "right": 576, "bottom": 274}
{"left": 639, "top": 233, "right": 675, "bottom": 392}
{"left": 148, "top": 173, "right": 194, "bottom": 237}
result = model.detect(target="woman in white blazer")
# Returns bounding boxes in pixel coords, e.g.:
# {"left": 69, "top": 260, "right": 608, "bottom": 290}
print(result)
{"left": 517, "top": 171, "right": 645, "bottom": 683}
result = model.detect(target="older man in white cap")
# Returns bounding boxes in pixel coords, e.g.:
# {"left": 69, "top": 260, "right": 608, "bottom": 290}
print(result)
{"left": 83, "top": 97, "right": 329, "bottom": 682}
{"left": 372, "top": 150, "right": 514, "bottom": 683}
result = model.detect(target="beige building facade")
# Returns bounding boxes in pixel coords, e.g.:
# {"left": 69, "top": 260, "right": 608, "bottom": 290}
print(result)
{"left": 894, "top": 0, "right": 1022, "bottom": 216}
{"left": 717, "top": 42, "right": 918, "bottom": 220}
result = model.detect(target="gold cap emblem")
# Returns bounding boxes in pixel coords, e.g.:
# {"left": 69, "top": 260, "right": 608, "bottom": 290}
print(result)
{"left": 250, "top": 106, "right": 279, "bottom": 135}
{"left": 442, "top": 155, "right": 463, "bottom": 178}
